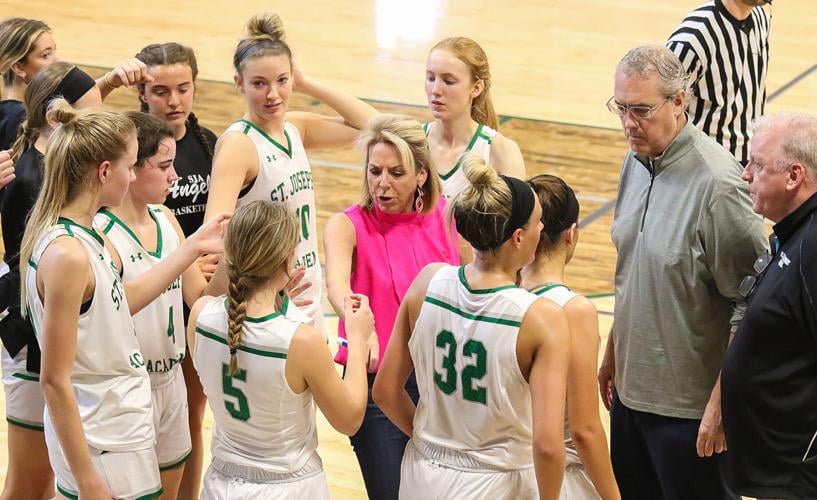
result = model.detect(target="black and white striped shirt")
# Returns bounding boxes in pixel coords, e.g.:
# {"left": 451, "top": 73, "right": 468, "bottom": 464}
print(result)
{"left": 667, "top": 0, "right": 771, "bottom": 164}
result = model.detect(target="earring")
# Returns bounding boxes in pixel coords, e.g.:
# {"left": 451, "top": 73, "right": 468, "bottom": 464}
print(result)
{"left": 415, "top": 185, "right": 424, "bottom": 212}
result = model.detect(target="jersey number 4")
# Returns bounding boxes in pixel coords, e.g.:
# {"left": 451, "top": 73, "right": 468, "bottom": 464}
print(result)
{"left": 222, "top": 364, "right": 250, "bottom": 421}
{"left": 434, "top": 330, "right": 487, "bottom": 405}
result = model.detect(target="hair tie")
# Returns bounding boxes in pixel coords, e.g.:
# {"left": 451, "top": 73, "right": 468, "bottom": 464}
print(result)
{"left": 236, "top": 38, "right": 279, "bottom": 65}
{"left": 229, "top": 347, "right": 237, "bottom": 355}
{"left": 49, "top": 66, "right": 96, "bottom": 104}
{"left": 545, "top": 185, "right": 580, "bottom": 242}
{"left": 500, "top": 175, "right": 536, "bottom": 243}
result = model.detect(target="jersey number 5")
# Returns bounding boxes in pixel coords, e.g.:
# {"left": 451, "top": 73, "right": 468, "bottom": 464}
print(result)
{"left": 434, "top": 330, "right": 488, "bottom": 405}
{"left": 222, "top": 363, "right": 250, "bottom": 421}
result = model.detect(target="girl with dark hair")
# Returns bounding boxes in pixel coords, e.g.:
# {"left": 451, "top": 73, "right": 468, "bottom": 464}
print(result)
{"left": 135, "top": 43, "right": 219, "bottom": 496}
{"left": 521, "top": 174, "right": 620, "bottom": 499}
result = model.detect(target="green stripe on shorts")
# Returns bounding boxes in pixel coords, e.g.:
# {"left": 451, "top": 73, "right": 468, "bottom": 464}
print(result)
{"left": 6, "top": 416, "right": 44, "bottom": 431}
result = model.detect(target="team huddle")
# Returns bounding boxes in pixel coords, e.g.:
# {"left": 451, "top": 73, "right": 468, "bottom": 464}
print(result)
{"left": 3, "top": 1, "right": 813, "bottom": 500}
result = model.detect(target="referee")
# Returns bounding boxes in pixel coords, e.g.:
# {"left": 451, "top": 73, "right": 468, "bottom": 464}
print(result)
{"left": 667, "top": 0, "right": 772, "bottom": 165}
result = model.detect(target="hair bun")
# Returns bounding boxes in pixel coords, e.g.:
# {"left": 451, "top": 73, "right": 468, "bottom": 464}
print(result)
{"left": 462, "top": 153, "right": 496, "bottom": 190}
{"left": 45, "top": 98, "right": 78, "bottom": 125}
{"left": 246, "top": 13, "right": 286, "bottom": 42}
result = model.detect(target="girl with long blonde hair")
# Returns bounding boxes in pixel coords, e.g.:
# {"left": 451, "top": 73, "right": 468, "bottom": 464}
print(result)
{"left": 189, "top": 201, "right": 373, "bottom": 499}
{"left": 21, "top": 101, "right": 226, "bottom": 499}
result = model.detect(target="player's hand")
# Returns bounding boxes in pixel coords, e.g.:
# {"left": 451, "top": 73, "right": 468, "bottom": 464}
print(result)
{"left": 105, "top": 58, "right": 154, "bottom": 88}
{"left": 344, "top": 294, "right": 374, "bottom": 346}
{"left": 283, "top": 266, "right": 313, "bottom": 307}
{"left": 196, "top": 253, "right": 220, "bottom": 281}
{"left": 188, "top": 213, "right": 230, "bottom": 255}
{"left": 597, "top": 346, "right": 615, "bottom": 411}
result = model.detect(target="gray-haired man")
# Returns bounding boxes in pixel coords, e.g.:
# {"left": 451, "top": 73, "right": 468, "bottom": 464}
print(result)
{"left": 598, "top": 44, "right": 767, "bottom": 499}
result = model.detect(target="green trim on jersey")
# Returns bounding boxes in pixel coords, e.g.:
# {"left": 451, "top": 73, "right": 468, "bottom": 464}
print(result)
{"left": 196, "top": 326, "right": 288, "bottom": 359}
{"left": 134, "top": 487, "right": 164, "bottom": 500}
{"left": 221, "top": 298, "right": 286, "bottom": 322}
{"left": 57, "top": 217, "right": 104, "bottom": 246}
{"left": 98, "top": 208, "right": 164, "bottom": 258}
{"left": 6, "top": 416, "right": 44, "bottom": 431}
{"left": 424, "top": 296, "right": 522, "bottom": 327}
{"left": 458, "top": 266, "right": 517, "bottom": 294}
{"left": 245, "top": 311, "right": 282, "bottom": 323}
{"left": 530, "top": 283, "right": 569, "bottom": 296}
{"left": 438, "top": 123, "right": 485, "bottom": 181}
{"left": 57, "top": 483, "right": 78, "bottom": 499}
{"left": 27, "top": 259, "right": 37, "bottom": 270}
{"left": 159, "top": 449, "right": 192, "bottom": 471}
{"left": 238, "top": 119, "right": 292, "bottom": 158}
{"left": 11, "top": 371, "right": 39, "bottom": 382}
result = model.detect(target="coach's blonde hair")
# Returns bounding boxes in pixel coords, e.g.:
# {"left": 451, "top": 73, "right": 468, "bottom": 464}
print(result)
{"left": 0, "top": 17, "right": 51, "bottom": 87}
{"left": 358, "top": 114, "right": 440, "bottom": 214}
{"left": 449, "top": 153, "right": 514, "bottom": 251}
{"left": 224, "top": 201, "right": 299, "bottom": 375}
{"left": 233, "top": 13, "right": 292, "bottom": 74}
{"left": 431, "top": 37, "right": 499, "bottom": 131}
{"left": 10, "top": 61, "right": 73, "bottom": 163}
{"left": 20, "top": 100, "right": 136, "bottom": 313}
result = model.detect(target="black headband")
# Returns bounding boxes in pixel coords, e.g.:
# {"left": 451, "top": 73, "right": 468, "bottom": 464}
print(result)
{"left": 236, "top": 39, "right": 283, "bottom": 66}
{"left": 50, "top": 66, "right": 96, "bottom": 104}
{"left": 544, "top": 185, "right": 580, "bottom": 242}
{"left": 500, "top": 175, "right": 536, "bottom": 243}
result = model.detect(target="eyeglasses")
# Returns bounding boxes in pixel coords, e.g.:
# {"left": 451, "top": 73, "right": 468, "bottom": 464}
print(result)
{"left": 738, "top": 252, "right": 773, "bottom": 298}
{"left": 606, "top": 97, "right": 670, "bottom": 120}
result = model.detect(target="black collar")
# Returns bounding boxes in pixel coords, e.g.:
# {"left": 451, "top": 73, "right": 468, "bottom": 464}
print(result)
{"left": 714, "top": 0, "right": 756, "bottom": 33}
{"left": 773, "top": 191, "right": 817, "bottom": 245}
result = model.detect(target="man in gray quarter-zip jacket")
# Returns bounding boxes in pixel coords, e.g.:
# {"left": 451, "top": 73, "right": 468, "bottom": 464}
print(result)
{"left": 597, "top": 44, "right": 768, "bottom": 500}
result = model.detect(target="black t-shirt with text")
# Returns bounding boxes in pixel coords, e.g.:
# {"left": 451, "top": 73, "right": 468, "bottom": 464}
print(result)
{"left": 164, "top": 122, "right": 216, "bottom": 237}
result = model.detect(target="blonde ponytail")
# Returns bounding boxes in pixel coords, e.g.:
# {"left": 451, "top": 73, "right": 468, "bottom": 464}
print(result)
{"left": 449, "top": 153, "right": 513, "bottom": 251}
{"left": 20, "top": 101, "right": 135, "bottom": 314}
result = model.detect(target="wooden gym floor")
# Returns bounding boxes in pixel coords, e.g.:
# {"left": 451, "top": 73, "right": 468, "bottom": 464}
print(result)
{"left": 1, "top": 0, "right": 815, "bottom": 497}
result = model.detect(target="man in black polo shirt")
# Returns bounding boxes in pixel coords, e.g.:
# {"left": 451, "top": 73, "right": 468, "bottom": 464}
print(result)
{"left": 722, "top": 113, "right": 817, "bottom": 498}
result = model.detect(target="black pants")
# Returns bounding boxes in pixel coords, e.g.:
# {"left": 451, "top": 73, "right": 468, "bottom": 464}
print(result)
{"left": 610, "top": 393, "right": 738, "bottom": 500}
{"left": 349, "top": 373, "right": 419, "bottom": 500}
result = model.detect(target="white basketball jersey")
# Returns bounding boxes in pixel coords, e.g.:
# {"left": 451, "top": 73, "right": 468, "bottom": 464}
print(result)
{"left": 94, "top": 206, "right": 184, "bottom": 387}
{"left": 26, "top": 218, "right": 153, "bottom": 452}
{"left": 193, "top": 295, "right": 318, "bottom": 473}
{"left": 423, "top": 122, "right": 497, "bottom": 201}
{"left": 223, "top": 120, "right": 324, "bottom": 337}
{"left": 531, "top": 283, "right": 580, "bottom": 455}
{"left": 410, "top": 265, "right": 538, "bottom": 470}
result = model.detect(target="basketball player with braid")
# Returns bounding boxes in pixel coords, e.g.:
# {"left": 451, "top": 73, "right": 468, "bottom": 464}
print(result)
{"left": 520, "top": 175, "right": 620, "bottom": 500}
{"left": 135, "top": 42, "right": 218, "bottom": 497}
{"left": 204, "top": 12, "right": 378, "bottom": 338}
{"left": 20, "top": 101, "right": 227, "bottom": 499}
{"left": 135, "top": 42, "right": 216, "bottom": 244}
{"left": 92, "top": 112, "right": 214, "bottom": 499}
{"left": 188, "top": 201, "right": 373, "bottom": 500}
{"left": 374, "top": 155, "right": 571, "bottom": 500}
